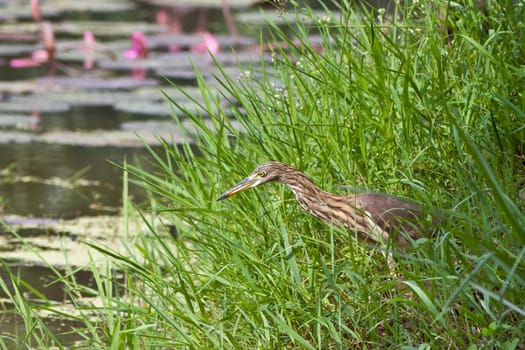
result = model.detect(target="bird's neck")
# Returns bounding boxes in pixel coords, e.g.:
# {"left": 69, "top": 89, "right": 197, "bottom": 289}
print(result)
{"left": 283, "top": 173, "right": 365, "bottom": 230}
{"left": 284, "top": 174, "right": 343, "bottom": 219}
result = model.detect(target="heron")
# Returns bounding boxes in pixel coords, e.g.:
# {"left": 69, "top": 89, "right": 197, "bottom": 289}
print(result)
{"left": 217, "top": 162, "right": 439, "bottom": 250}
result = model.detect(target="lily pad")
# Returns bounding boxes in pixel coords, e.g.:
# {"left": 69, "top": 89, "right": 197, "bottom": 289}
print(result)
{"left": 37, "top": 129, "right": 177, "bottom": 146}
{"left": 146, "top": 33, "right": 215, "bottom": 49}
{"left": 24, "top": 91, "right": 139, "bottom": 107}
{"left": 155, "top": 68, "right": 203, "bottom": 83}
{"left": 97, "top": 57, "right": 170, "bottom": 71}
{"left": 0, "top": 129, "right": 182, "bottom": 147}
{"left": 39, "top": 0, "right": 134, "bottom": 14}
{"left": 0, "top": 1, "right": 133, "bottom": 21}
{"left": 98, "top": 52, "right": 202, "bottom": 71}
{"left": 55, "top": 48, "right": 122, "bottom": 64}
{"left": 98, "top": 49, "right": 270, "bottom": 75}
{"left": 0, "top": 130, "right": 165, "bottom": 147}
{"left": 113, "top": 100, "right": 173, "bottom": 116}
{"left": 215, "top": 50, "right": 272, "bottom": 66}
{"left": 210, "top": 34, "right": 258, "bottom": 48}
{"left": 0, "top": 114, "right": 39, "bottom": 129}
{"left": 156, "top": 59, "right": 271, "bottom": 84}
{"left": 122, "top": 118, "right": 245, "bottom": 135}
{"left": 135, "top": 86, "right": 205, "bottom": 101}
{"left": 0, "top": 44, "right": 40, "bottom": 56}
{"left": 156, "top": 65, "right": 235, "bottom": 82}
{"left": 0, "top": 113, "right": 245, "bottom": 147}
{"left": 120, "top": 120, "right": 178, "bottom": 131}
{"left": 235, "top": 9, "right": 340, "bottom": 26}
{"left": 0, "top": 98, "right": 70, "bottom": 113}
{"left": 0, "top": 131, "right": 34, "bottom": 143}
{"left": 139, "top": 0, "right": 260, "bottom": 8}
{"left": 114, "top": 84, "right": 232, "bottom": 116}
{"left": 35, "top": 76, "right": 158, "bottom": 90}
{"left": 114, "top": 98, "right": 222, "bottom": 117}
{"left": 0, "top": 214, "right": 150, "bottom": 265}
{"left": 146, "top": 33, "right": 257, "bottom": 50}
{"left": 0, "top": 3, "right": 61, "bottom": 21}
{"left": 56, "top": 21, "right": 163, "bottom": 37}
{"left": 17, "top": 86, "right": 217, "bottom": 112}
{"left": 0, "top": 21, "right": 163, "bottom": 37}
{"left": 0, "top": 80, "right": 48, "bottom": 94}
{"left": 156, "top": 50, "right": 272, "bottom": 66}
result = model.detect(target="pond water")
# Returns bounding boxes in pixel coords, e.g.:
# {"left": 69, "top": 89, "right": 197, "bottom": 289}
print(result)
{"left": 0, "top": 5, "right": 242, "bottom": 219}
{"left": 0, "top": 141, "right": 158, "bottom": 217}
{"left": 0, "top": 0, "right": 305, "bottom": 217}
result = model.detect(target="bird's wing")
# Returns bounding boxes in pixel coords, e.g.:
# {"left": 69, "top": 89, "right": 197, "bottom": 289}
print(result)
{"left": 355, "top": 193, "right": 431, "bottom": 247}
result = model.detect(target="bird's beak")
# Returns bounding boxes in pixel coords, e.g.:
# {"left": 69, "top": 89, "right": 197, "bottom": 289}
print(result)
{"left": 217, "top": 177, "right": 258, "bottom": 201}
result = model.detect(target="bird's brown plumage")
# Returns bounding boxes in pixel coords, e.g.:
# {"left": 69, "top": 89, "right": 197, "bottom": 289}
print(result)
{"left": 217, "top": 162, "right": 437, "bottom": 249}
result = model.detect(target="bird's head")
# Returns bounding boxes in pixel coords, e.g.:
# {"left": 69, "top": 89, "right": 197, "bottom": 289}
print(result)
{"left": 217, "top": 162, "right": 286, "bottom": 201}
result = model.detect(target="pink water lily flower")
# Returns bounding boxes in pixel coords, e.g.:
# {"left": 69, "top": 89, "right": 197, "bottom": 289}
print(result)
{"left": 191, "top": 32, "right": 220, "bottom": 54}
{"left": 124, "top": 32, "right": 149, "bottom": 59}
{"left": 10, "top": 49, "right": 49, "bottom": 68}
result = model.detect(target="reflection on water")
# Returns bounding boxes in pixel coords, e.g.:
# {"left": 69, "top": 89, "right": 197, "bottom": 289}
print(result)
{"left": 0, "top": 142, "right": 161, "bottom": 218}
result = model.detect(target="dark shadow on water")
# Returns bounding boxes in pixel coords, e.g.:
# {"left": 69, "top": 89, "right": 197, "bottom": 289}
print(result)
{"left": 0, "top": 310, "right": 86, "bottom": 350}
{"left": 0, "top": 262, "right": 121, "bottom": 349}
{"left": 37, "top": 105, "right": 170, "bottom": 132}
{"left": 0, "top": 262, "right": 103, "bottom": 302}
{"left": 39, "top": 106, "right": 123, "bottom": 131}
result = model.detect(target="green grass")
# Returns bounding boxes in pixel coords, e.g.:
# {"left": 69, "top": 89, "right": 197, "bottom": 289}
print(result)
{"left": 3, "top": 0, "right": 525, "bottom": 348}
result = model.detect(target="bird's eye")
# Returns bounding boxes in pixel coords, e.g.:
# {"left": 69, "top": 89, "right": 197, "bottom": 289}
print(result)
{"left": 257, "top": 171, "right": 266, "bottom": 177}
